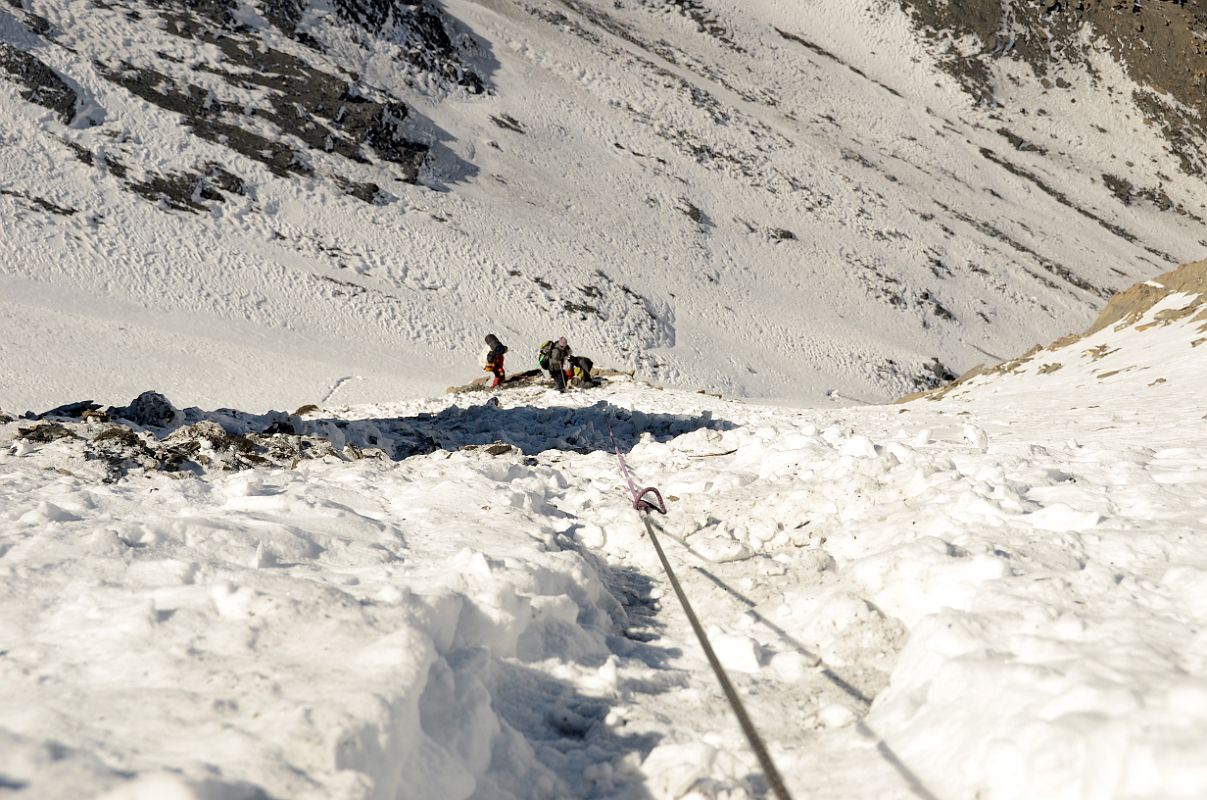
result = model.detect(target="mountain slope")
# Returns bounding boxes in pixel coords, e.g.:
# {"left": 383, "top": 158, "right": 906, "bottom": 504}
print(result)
{"left": 2, "top": 0, "right": 1204, "bottom": 411}
{"left": 1, "top": 262, "right": 1205, "bottom": 799}
{"left": 907, "top": 256, "right": 1207, "bottom": 402}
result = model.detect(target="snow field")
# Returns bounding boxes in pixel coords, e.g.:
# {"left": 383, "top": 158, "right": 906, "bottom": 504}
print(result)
{"left": 0, "top": 439, "right": 641, "bottom": 799}
{"left": 2, "top": 273, "right": 1206, "bottom": 800}
{"left": 5, "top": 0, "right": 1207, "bottom": 413}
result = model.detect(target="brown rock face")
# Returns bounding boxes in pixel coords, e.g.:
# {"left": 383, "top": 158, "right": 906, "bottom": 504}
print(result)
{"left": 899, "top": 258, "right": 1207, "bottom": 402}
{"left": 1086, "top": 258, "right": 1207, "bottom": 335}
{"left": 898, "top": 0, "right": 1207, "bottom": 174}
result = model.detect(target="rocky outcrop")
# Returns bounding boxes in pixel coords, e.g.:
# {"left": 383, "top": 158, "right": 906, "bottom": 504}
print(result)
{"left": 3, "top": 391, "right": 442, "bottom": 482}
{"left": 109, "top": 391, "right": 183, "bottom": 428}
{"left": 898, "top": 0, "right": 1207, "bottom": 175}
{"left": 3, "top": 0, "right": 485, "bottom": 210}
{"left": 103, "top": 4, "right": 436, "bottom": 189}
{"left": 1083, "top": 257, "right": 1207, "bottom": 335}
{"left": 331, "top": 0, "right": 486, "bottom": 93}
{"left": 0, "top": 43, "right": 77, "bottom": 124}
{"left": 900, "top": 258, "right": 1207, "bottom": 402}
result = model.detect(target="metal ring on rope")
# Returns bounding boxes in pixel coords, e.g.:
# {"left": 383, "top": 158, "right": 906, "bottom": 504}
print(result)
{"left": 634, "top": 486, "right": 667, "bottom": 515}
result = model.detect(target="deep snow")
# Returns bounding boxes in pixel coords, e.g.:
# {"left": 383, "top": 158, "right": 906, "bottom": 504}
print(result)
{"left": 2, "top": 266, "right": 1205, "bottom": 799}
{"left": 3, "top": 0, "right": 1206, "bottom": 412}
{"left": 4, "top": 2, "right": 1207, "bottom": 796}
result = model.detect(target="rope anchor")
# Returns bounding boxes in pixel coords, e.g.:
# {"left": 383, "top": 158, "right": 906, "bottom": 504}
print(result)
{"left": 605, "top": 415, "right": 793, "bottom": 800}
{"left": 634, "top": 486, "right": 667, "bottom": 515}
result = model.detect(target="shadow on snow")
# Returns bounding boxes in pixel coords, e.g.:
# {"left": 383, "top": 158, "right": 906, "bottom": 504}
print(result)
{"left": 27, "top": 397, "right": 736, "bottom": 461}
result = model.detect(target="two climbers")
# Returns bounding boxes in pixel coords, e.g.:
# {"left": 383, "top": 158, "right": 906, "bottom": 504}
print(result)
{"left": 480, "top": 333, "right": 596, "bottom": 392}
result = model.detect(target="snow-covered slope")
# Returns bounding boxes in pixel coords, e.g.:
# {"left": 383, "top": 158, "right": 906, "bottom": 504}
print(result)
{"left": 2, "top": 262, "right": 1205, "bottom": 799}
{"left": 2, "top": 0, "right": 1205, "bottom": 411}
{"left": 909, "top": 255, "right": 1207, "bottom": 403}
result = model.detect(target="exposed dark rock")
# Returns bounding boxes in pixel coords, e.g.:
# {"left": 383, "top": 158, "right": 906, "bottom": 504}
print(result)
{"left": 39, "top": 401, "right": 101, "bottom": 419}
{"left": 261, "top": 0, "right": 304, "bottom": 33}
{"left": 17, "top": 422, "right": 76, "bottom": 443}
{"left": 677, "top": 197, "right": 709, "bottom": 226}
{"left": 333, "top": 176, "right": 386, "bottom": 203}
{"left": 335, "top": 0, "right": 404, "bottom": 32}
{"left": 774, "top": 28, "right": 902, "bottom": 98}
{"left": 898, "top": 0, "right": 1207, "bottom": 173}
{"left": 847, "top": 251, "right": 908, "bottom": 310}
{"left": 254, "top": 433, "right": 341, "bottom": 465}
{"left": 919, "top": 290, "right": 956, "bottom": 322}
{"left": 15, "top": 8, "right": 53, "bottom": 37}
{"left": 996, "top": 127, "right": 1047, "bottom": 155}
{"left": 99, "top": 62, "right": 308, "bottom": 178}
{"left": 881, "top": 356, "right": 958, "bottom": 395}
{"left": 203, "top": 162, "right": 246, "bottom": 195}
{"left": 98, "top": 150, "right": 128, "bottom": 179}
{"left": 935, "top": 199, "right": 1110, "bottom": 299}
{"left": 109, "top": 391, "right": 182, "bottom": 428}
{"left": 125, "top": 169, "right": 216, "bottom": 212}
{"left": 977, "top": 146, "right": 1174, "bottom": 264}
{"left": 635, "top": 0, "right": 742, "bottom": 52}
{"left": 263, "top": 419, "right": 296, "bottom": 435}
{"left": 0, "top": 188, "right": 77, "bottom": 216}
{"left": 328, "top": 0, "right": 485, "bottom": 93}
{"left": 1103, "top": 173, "right": 1136, "bottom": 206}
{"left": 1132, "top": 89, "right": 1207, "bottom": 178}
{"left": 104, "top": 4, "right": 435, "bottom": 187}
{"left": 92, "top": 426, "right": 143, "bottom": 447}
{"left": 163, "top": 421, "right": 269, "bottom": 469}
{"left": 61, "top": 138, "right": 94, "bottom": 166}
{"left": 129, "top": 163, "right": 238, "bottom": 210}
{"left": 923, "top": 357, "right": 957, "bottom": 384}
{"left": 88, "top": 426, "right": 160, "bottom": 481}
{"left": 355, "top": 101, "right": 429, "bottom": 179}
{"left": 490, "top": 114, "right": 525, "bottom": 133}
{"left": 0, "top": 44, "right": 77, "bottom": 124}
{"left": 145, "top": 0, "right": 238, "bottom": 28}
{"left": 563, "top": 300, "right": 601, "bottom": 319}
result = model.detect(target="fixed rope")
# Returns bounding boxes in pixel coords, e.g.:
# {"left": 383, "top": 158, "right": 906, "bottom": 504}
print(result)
{"left": 607, "top": 419, "right": 794, "bottom": 800}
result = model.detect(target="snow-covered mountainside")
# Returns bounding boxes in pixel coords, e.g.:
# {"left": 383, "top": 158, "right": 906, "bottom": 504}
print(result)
{"left": 2, "top": 0, "right": 1205, "bottom": 411}
{"left": 906, "top": 255, "right": 1207, "bottom": 401}
{"left": 1, "top": 262, "right": 1205, "bottom": 799}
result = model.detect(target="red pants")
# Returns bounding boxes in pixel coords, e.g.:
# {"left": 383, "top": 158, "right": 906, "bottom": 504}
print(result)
{"left": 485, "top": 356, "right": 505, "bottom": 387}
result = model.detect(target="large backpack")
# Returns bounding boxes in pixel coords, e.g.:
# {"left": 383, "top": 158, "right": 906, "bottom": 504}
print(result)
{"left": 537, "top": 340, "right": 553, "bottom": 370}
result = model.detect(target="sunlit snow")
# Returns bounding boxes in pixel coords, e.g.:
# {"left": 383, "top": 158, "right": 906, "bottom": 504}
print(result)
{"left": 2, "top": 275, "right": 1205, "bottom": 798}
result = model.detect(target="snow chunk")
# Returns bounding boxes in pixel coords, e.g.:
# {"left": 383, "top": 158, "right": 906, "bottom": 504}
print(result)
{"left": 708, "top": 628, "right": 763, "bottom": 673}
{"left": 1027, "top": 504, "right": 1101, "bottom": 532}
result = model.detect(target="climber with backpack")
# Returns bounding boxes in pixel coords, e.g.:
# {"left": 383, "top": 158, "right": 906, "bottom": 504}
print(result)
{"left": 538, "top": 338, "right": 598, "bottom": 391}
{"left": 538, "top": 337, "right": 572, "bottom": 392}
{"left": 482, "top": 333, "right": 508, "bottom": 388}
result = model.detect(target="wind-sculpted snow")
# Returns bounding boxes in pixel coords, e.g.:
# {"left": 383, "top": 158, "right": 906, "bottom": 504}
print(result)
{"left": 3, "top": 290, "right": 1207, "bottom": 798}
{"left": 2, "top": 0, "right": 1206, "bottom": 410}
